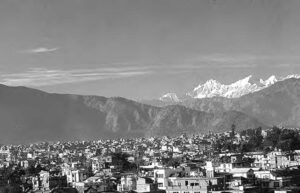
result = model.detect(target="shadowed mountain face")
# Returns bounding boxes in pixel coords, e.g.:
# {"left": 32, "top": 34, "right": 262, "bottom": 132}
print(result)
{"left": 145, "top": 78, "right": 300, "bottom": 128}
{"left": 0, "top": 84, "right": 265, "bottom": 144}
{"left": 235, "top": 78, "right": 300, "bottom": 126}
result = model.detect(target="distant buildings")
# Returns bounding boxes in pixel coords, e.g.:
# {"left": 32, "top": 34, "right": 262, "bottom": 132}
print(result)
{"left": 0, "top": 129, "right": 300, "bottom": 193}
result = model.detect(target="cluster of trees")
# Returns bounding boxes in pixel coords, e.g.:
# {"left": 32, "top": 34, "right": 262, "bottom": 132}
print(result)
{"left": 240, "top": 127, "right": 264, "bottom": 152}
{"left": 161, "top": 157, "right": 182, "bottom": 168}
{"left": 213, "top": 125, "right": 300, "bottom": 153}
{"left": 0, "top": 163, "right": 52, "bottom": 193}
{"left": 264, "top": 127, "right": 300, "bottom": 152}
{"left": 111, "top": 153, "right": 138, "bottom": 172}
{"left": 0, "top": 164, "right": 46, "bottom": 182}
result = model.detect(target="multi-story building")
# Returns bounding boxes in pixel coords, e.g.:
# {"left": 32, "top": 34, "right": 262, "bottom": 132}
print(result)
{"left": 62, "top": 167, "right": 88, "bottom": 186}
{"left": 154, "top": 167, "right": 189, "bottom": 190}
{"left": 117, "top": 174, "right": 137, "bottom": 192}
{"left": 254, "top": 170, "right": 292, "bottom": 190}
{"left": 136, "top": 177, "right": 158, "bottom": 193}
{"left": 166, "top": 176, "right": 226, "bottom": 193}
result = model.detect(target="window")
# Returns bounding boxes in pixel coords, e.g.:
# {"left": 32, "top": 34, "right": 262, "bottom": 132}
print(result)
{"left": 283, "top": 181, "right": 289, "bottom": 187}
{"left": 185, "top": 181, "right": 188, "bottom": 186}
{"left": 157, "top": 174, "right": 164, "bottom": 178}
{"left": 184, "top": 192, "right": 189, "bottom": 193}
{"left": 274, "top": 182, "right": 279, "bottom": 188}
{"left": 262, "top": 182, "right": 269, "bottom": 187}
{"left": 158, "top": 183, "right": 163, "bottom": 187}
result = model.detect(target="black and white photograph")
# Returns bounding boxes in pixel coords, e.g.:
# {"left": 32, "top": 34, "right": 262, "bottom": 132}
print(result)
{"left": 0, "top": 0, "right": 300, "bottom": 193}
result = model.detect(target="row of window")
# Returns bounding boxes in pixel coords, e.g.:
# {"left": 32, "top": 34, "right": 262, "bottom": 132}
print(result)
{"left": 172, "top": 192, "right": 201, "bottom": 193}
{"left": 262, "top": 181, "right": 286, "bottom": 188}
{"left": 170, "top": 182, "right": 200, "bottom": 187}
{"left": 157, "top": 174, "right": 164, "bottom": 178}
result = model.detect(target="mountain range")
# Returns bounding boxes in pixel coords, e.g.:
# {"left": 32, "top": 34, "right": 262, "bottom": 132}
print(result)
{"left": 159, "top": 74, "right": 300, "bottom": 101}
{"left": 146, "top": 76, "right": 300, "bottom": 128}
{"left": 0, "top": 83, "right": 267, "bottom": 144}
{"left": 0, "top": 75, "right": 299, "bottom": 144}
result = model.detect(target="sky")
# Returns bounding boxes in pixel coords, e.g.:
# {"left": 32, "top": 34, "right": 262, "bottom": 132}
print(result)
{"left": 0, "top": 0, "right": 299, "bottom": 100}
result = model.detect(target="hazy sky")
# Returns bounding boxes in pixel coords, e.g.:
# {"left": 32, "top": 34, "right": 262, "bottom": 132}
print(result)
{"left": 0, "top": 0, "right": 300, "bottom": 99}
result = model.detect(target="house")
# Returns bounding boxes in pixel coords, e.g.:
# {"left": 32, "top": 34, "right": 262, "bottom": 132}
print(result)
{"left": 254, "top": 170, "right": 292, "bottom": 190}
{"left": 127, "top": 156, "right": 135, "bottom": 163}
{"left": 62, "top": 167, "right": 88, "bottom": 186}
{"left": 31, "top": 170, "right": 50, "bottom": 191}
{"left": 20, "top": 160, "right": 29, "bottom": 168}
{"left": 230, "top": 168, "right": 256, "bottom": 179}
{"left": 91, "top": 157, "right": 104, "bottom": 173}
{"left": 154, "top": 167, "right": 187, "bottom": 190}
{"left": 117, "top": 174, "right": 137, "bottom": 192}
{"left": 228, "top": 176, "right": 248, "bottom": 189}
{"left": 216, "top": 163, "right": 233, "bottom": 173}
{"left": 136, "top": 177, "right": 158, "bottom": 193}
{"left": 166, "top": 176, "right": 226, "bottom": 193}
{"left": 51, "top": 187, "right": 79, "bottom": 193}
{"left": 39, "top": 170, "right": 50, "bottom": 191}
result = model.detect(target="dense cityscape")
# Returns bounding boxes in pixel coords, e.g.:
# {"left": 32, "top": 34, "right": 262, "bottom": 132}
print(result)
{"left": 1, "top": 126, "right": 300, "bottom": 193}
{"left": 0, "top": 1, "right": 300, "bottom": 193}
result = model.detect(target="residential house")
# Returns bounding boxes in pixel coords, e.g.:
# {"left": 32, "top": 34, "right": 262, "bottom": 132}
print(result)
{"left": 136, "top": 177, "right": 158, "bottom": 193}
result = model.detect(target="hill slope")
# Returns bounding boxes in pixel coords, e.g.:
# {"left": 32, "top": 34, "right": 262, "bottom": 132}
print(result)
{"left": 0, "top": 84, "right": 265, "bottom": 144}
{"left": 180, "top": 78, "right": 300, "bottom": 127}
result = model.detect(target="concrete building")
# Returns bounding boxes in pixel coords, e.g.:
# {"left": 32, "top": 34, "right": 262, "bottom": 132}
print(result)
{"left": 254, "top": 170, "right": 292, "bottom": 190}
{"left": 166, "top": 176, "right": 226, "bottom": 193}
{"left": 117, "top": 174, "right": 137, "bottom": 192}
{"left": 154, "top": 167, "right": 188, "bottom": 190}
{"left": 136, "top": 177, "right": 158, "bottom": 193}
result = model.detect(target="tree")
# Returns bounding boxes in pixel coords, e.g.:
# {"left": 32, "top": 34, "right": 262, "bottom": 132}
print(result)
{"left": 278, "top": 129, "right": 300, "bottom": 151}
{"left": 166, "top": 157, "right": 181, "bottom": 168}
{"left": 246, "top": 127, "right": 263, "bottom": 151}
{"left": 265, "top": 126, "right": 281, "bottom": 147}
{"left": 230, "top": 124, "right": 236, "bottom": 139}
{"left": 111, "top": 153, "right": 137, "bottom": 172}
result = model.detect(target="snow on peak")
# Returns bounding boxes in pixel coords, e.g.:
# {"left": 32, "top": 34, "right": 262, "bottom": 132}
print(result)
{"left": 260, "top": 75, "right": 277, "bottom": 87}
{"left": 283, "top": 74, "right": 300, "bottom": 79}
{"left": 189, "top": 75, "right": 260, "bottom": 98}
{"left": 159, "top": 74, "right": 300, "bottom": 101}
{"left": 231, "top": 75, "right": 252, "bottom": 87}
{"left": 193, "top": 79, "right": 221, "bottom": 92}
{"left": 190, "top": 74, "right": 300, "bottom": 99}
{"left": 159, "top": 93, "right": 180, "bottom": 102}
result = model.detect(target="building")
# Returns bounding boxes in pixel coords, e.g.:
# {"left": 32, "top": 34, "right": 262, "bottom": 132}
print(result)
{"left": 136, "top": 177, "right": 158, "bottom": 193}
{"left": 254, "top": 170, "right": 292, "bottom": 190}
{"left": 117, "top": 174, "right": 137, "bottom": 192}
{"left": 166, "top": 176, "right": 226, "bottom": 193}
{"left": 154, "top": 167, "right": 188, "bottom": 190}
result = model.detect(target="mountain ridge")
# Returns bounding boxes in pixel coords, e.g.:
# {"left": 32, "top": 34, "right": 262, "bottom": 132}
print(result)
{"left": 0, "top": 84, "right": 266, "bottom": 144}
{"left": 159, "top": 74, "right": 300, "bottom": 102}
{"left": 149, "top": 78, "right": 300, "bottom": 128}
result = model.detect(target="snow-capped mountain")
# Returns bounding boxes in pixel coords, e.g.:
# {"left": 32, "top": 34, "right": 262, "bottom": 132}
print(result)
{"left": 189, "top": 75, "right": 260, "bottom": 98}
{"left": 159, "top": 74, "right": 300, "bottom": 101}
{"left": 259, "top": 75, "right": 277, "bottom": 87}
{"left": 159, "top": 93, "right": 180, "bottom": 102}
